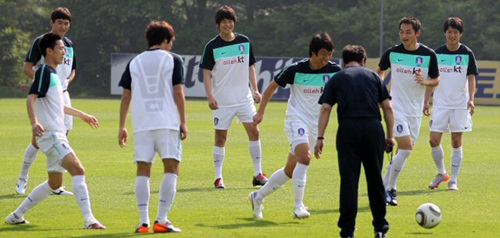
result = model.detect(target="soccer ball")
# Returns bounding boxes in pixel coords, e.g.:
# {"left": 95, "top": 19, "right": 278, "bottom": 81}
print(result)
{"left": 415, "top": 203, "right": 442, "bottom": 228}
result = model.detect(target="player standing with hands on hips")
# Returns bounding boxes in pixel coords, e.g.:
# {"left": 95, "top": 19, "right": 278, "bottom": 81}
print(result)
{"left": 315, "top": 45, "right": 394, "bottom": 238}
{"left": 426, "top": 17, "right": 478, "bottom": 191}
{"left": 377, "top": 16, "right": 440, "bottom": 206}
{"left": 119, "top": 21, "right": 186, "bottom": 233}
{"left": 200, "top": 5, "right": 268, "bottom": 189}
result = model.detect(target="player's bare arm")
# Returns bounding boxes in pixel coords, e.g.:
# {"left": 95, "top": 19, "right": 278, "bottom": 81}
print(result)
{"left": 415, "top": 72, "right": 440, "bottom": 86}
{"left": 315, "top": 103, "right": 332, "bottom": 159}
{"left": 467, "top": 74, "right": 476, "bottom": 115}
{"left": 381, "top": 98, "right": 395, "bottom": 152}
{"left": 23, "top": 62, "right": 35, "bottom": 79}
{"left": 376, "top": 67, "right": 386, "bottom": 79}
{"left": 64, "top": 106, "right": 99, "bottom": 128}
{"left": 253, "top": 80, "right": 279, "bottom": 126}
{"left": 249, "top": 65, "right": 261, "bottom": 103}
{"left": 174, "top": 84, "right": 188, "bottom": 140}
{"left": 118, "top": 89, "right": 131, "bottom": 147}
{"left": 203, "top": 69, "right": 218, "bottom": 110}
{"left": 67, "top": 69, "right": 76, "bottom": 85}
{"left": 423, "top": 86, "right": 435, "bottom": 116}
{"left": 26, "top": 94, "right": 44, "bottom": 137}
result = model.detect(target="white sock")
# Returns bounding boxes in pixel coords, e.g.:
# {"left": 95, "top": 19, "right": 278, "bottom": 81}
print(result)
{"left": 136, "top": 176, "right": 150, "bottom": 225}
{"left": 382, "top": 162, "right": 392, "bottom": 187}
{"left": 14, "top": 181, "right": 52, "bottom": 217}
{"left": 249, "top": 140, "right": 263, "bottom": 177}
{"left": 72, "top": 175, "right": 95, "bottom": 221}
{"left": 292, "top": 163, "right": 308, "bottom": 208}
{"left": 432, "top": 145, "right": 446, "bottom": 175}
{"left": 451, "top": 147, "right": 463, "bottom": 182}
{"left": 156, "top": 173, "right": 177, "bottom": 224}
{"left": 19, "top": 144, "right": 38, "bottom": 179}
{"left": 256, "top": 168, "right": 290, "bottom": 202}
{"left": 386, "top": 149, "right": 412, "bottom": 191}
{"left": 213, "top": 146, "right": 225, "bottom": 179}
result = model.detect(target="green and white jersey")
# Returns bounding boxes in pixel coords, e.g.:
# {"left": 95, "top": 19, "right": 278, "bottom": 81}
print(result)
{"left": 379, "top": 43, "right": 439, "bottom": 117}
{"left": 200, "top": 34, "right": 256, "bottom": 107}
{"left": 434, "top": 44, "right": 478, "bottom": 109}
{"left": 28, "top": 65, "right": 65, "bottom": 132}
{"left": 275, "top": 59, "right": 341, "bottom": 125}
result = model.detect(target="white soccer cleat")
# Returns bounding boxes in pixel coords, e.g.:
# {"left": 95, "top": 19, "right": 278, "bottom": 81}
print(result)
{"left": 5, "top": 213, "right": 29, "bottom": 225}
{"left": 51, "top": 186, "right": 73, "bottom": 195}
{"left": 15, "top": 177, "right": 28, "bottom": 195}
{"left": 248, "top": 191, "right": 263, "bottom": 219}
{"left": 448, "top": 181, "right": 459, "bottom": 190}
{"left": 84, "top": 217, "right": 106, "bottom": 229}
{"left": 293, "top": 206, "right": 310, "bottom": 219}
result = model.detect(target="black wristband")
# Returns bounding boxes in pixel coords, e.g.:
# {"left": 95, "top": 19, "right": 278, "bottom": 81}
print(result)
{"left": 317, "top": 137, "right": 324, "bottom": 140}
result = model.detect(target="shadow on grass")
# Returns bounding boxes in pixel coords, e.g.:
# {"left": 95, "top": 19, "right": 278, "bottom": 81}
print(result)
{"left": 196, "top": 217, "right": 289, "bottom": 230}
{"left": 122, "top": 186, "right": 255, "bottom": 195}
{"left": 0, "top": 225, "right": 136, "bottom": 238}
{"left": 310, "top": 205, "right": 370, "bottom": 215}
{"left": 407, "top": 231, "right": 435, "bottom": 235}
{"left": 0, "top": 194, "right": 24, "bottom": 200}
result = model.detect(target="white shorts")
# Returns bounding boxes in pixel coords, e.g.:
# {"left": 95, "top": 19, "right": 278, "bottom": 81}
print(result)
{"left": 284, "top": 118, "right": 317, "bottom": 154}
{"left": 134, "top": 129, "right": 182, "bottom": 163}
{"left": 36, "top": 131, "right": 74, "bottom": 173}
{"left": 394, "top": 115, "right": 422, "bottom": 143}
{"left": 63, "top": 91, "right": 73, "bottom": 130}
{"left": 212, "top": 103, "right": 256, "bottom": 130}
{"left": 430, "top": 108, "right": 472, "bottom": 133}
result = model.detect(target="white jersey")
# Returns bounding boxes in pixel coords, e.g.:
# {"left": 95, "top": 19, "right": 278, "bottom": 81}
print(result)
{"left": 119, "top": 49, "right": 184, "bottom": 133}
{"left": 199, "top": 34, "right": 256, "bottom": 107}
{"left": 28, "top": 65, "right": 65, "bottom": 132}
{"left": 379, "top": 43, "right": 439, "bottom": 117}
{"left": 434, "top": 44, "right": 478, "bottom": 109}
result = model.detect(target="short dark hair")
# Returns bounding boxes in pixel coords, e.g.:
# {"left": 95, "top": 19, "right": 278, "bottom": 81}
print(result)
{"left": 145, "top": 21, "right": 175, "bottom": 47}
{"left": 39, "top": 33, "right": 62, "bottom": 57}
{"left": 444, "top": 17, "right": 464, "bottom": 33}
{"left": 214, "top": 5, "right": 237, "bottom": 25}
{"left": 309, "top": 32, "right": 334, "bottom": 57}
{"left": 51, "top": 7, "right": 72, "bottom": 22}
{"left": 341, "top": 45, "right": 367, "bottom": 64}
{"left": 399, "top": 16, "right": 421, "bottom": 32}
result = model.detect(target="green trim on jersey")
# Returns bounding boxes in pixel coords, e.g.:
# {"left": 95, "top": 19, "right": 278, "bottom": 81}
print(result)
{"left": 437, "top": 54, "right": 469, "bottom": 66}
{"left": 49, "top": 73, "right": 61, "bottom": 88}
{"left": 38, "top": 65, "right": 46, "bottom": 92}
{"left": 213, "top": 42, "right": 250, "bottom": 61}
{"left": 390, "top": 52, "right": 430, "bottom": 68}
{"left": 294, "top": 72, "right": 337, "bottom": 86}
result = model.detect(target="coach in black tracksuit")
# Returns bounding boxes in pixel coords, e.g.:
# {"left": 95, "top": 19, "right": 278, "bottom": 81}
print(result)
{"left": 314, "top": 45, "right": 394, "bottom": 238}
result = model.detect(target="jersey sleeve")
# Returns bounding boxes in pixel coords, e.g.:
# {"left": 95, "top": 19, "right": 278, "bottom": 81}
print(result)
{"left": 72, "top": 49, "right": 77, "bottom": 70}
{"left": 199, "top": 42, "right": 215, "bottom": 70}
{"left": 119, "top": 61, "right": 132, "bottom": 90}
{"left": 25, "top": 37, "right": 42, "bottom": 64}
{"left": 274, "top": 64, "right": 296, "bottom": 87}
{"left": 467, "top": 50, "right": 478, "bottom": 76}
{"left": 172, "top": 54, "right": 185, "bottom": 86}
{"left": 428, "top": 51, "right": 440, "bottom": 79}
{"left": 249, "top": 42, "right": 256, "bottom": 66}
{"left": 28, "top": 65, "right": 51, "bottom": 97}
{"left": 378, "top": 48, "right": 392, "bottom": 70}
{"left": 318, "top": 74, "right": 338, "bottom": 106}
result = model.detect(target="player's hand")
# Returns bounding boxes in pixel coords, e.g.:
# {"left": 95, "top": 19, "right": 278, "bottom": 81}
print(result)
{"left": 423, "top": 103, "right": 431, "bottom": 116}
{"left": 415, "top": 72, "right": 426, "bottom": 85}
{"left": 253, "top": 113, "right": 263, "bottom": 126}
{"left": 82, "top": 114, "right": 100, "bottom": 128}
{"left": 385, "top": 137, "right": 395, "bottom": 153}
{"left": 32, "top": 122, "right": 45, "bottom": 137}
{"left": 118, "top": 127, "right": 128, "bottom": 147}
{"left": 253, "top": 91, "right": 262, "bottom": 104}
{"left": 314, "top": 140, "right": 323, "bottom": 159}
{"left": 208, "top": 96, "right": 218, "bottom": 110}
{"left": 180, "top": 123, "right": 188, "bottom": 140}
{"left": 467, "top": 100, "right": 475, "bottom": 115}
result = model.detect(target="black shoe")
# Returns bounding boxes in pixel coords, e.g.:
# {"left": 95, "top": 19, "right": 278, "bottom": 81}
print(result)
{"left": 375, "top": 232, "right": 387, "bottom": 238}
{"left": 386, "top": 189, "right": 398, "bottom": 206}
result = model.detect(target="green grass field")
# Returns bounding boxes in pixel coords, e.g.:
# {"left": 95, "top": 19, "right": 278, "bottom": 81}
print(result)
{"left": 0, "top": 98, "right": 499, "bottom": 237}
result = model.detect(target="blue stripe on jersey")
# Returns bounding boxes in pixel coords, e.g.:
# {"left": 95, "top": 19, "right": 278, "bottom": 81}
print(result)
{"left": 390, "top": 52, "right": 430, "bottom": 68}
{"left": 294, "top": 72, "right": 336, "bottom": 86}
{"left": 38, "top": 65, "right": 46, "bottom": 92}
{"left": 437, "top": 54, "right": 469, "bottom": 66}
{"left": 213, "top": 42, "right": 250, "bottom": 61}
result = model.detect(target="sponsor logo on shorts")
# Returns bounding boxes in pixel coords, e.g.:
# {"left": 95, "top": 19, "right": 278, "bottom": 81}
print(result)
{"left": 214, "top": 117, "right": 219, "bottom": 126}
{"left": 62, "top": 143, "right": 69, "bottom": 150}
{"left": 396, "top": 124, "right": 404, "bottom": 133}
{"left": 298, "top": 128, "right": 305, "bottom": 135}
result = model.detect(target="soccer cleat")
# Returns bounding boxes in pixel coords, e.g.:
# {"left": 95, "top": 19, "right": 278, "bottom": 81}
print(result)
{"left": 135, "top": 223, "right": 150, "bottom": 233}
{"left": 83, "top": 217, "right": 106, "bottom": 229}
{"left": 214, "top": 178, "right": 225, "bottom": 189}
{"left": 248, "top": 191, "right": 264, "bottom": 219}
{"left": 386, "top": 189, "right": 398, "bottom": 206}
{"left": 153, "top": 220, "right": 181, "bottom": 233}
{"left": 252, "top": 173, "right": 268, "bottom": 187}
{"left": 448, "top": 181, "right": 459, "bottom": 190}
{"left": 51, "top": 186, "right": 73, "bottom": 195}
{"left": 15, "top": 177, "right": 28, "bottom": 195}
{"left": 375, "top": 231, "right": 387, "bottom": 238}
{"left": 5, "top": 213, "right": 29, "bottom": 225}
{"left": 428, "top": 173, "right": 450, "bottom": 189}
{"left": 293, "top": 206, "right": 310, "bottom": 219}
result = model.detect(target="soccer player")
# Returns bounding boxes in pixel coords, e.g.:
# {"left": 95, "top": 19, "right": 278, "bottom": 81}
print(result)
{"left": 315, "top": 45, "right": 393, "bottom": 238}
{"left": 200, "top": 5, "right": 268, "bottom": 189}
{"left": 16, "top": 7, "right": 77, "bottom": 196}
{"left": 426, "top": 17, "right": 478, "bottom": 190}
{"left": 248, "top": 33, "right": 341, "bottom": 219}
{"left": 377, "top": 16, "right": 440, "bottom": 206}
{"left": 118, "top": 21, "right": 186, "bottom": 233}
{"left": 5, "top": 33, "right": 105, "bottom": 229}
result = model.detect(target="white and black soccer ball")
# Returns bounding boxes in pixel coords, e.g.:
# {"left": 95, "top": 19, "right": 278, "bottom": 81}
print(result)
{"left": 415, "top": 203, "right": 442, "bottom": 228}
